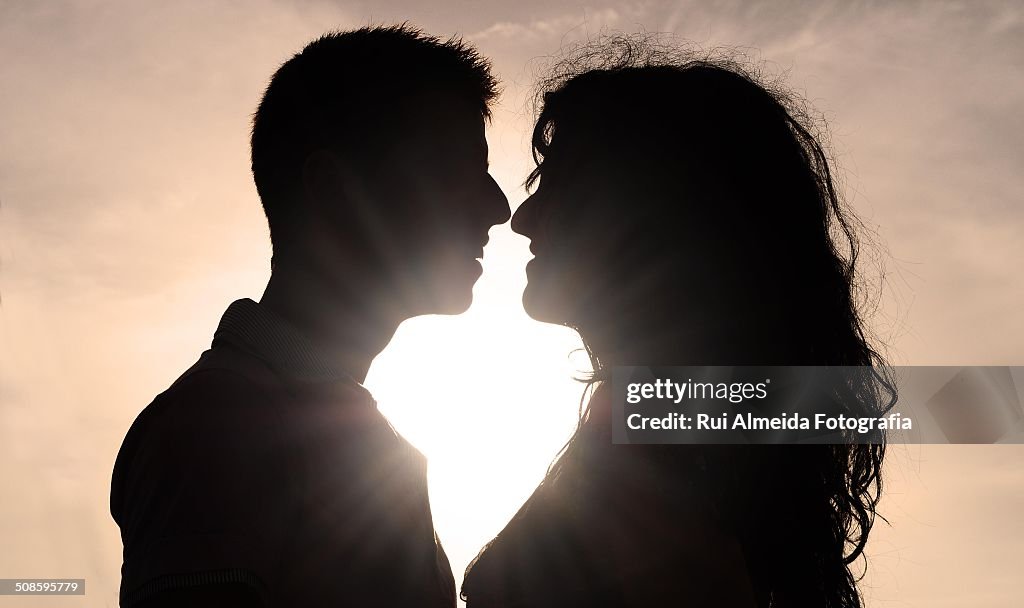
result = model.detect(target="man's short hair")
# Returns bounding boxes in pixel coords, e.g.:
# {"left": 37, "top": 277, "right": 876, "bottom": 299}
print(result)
{"left": 250, "top": 24, "right": 498, "bottom": 251}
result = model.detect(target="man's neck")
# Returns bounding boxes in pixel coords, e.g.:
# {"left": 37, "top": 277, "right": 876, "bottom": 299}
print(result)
{"left": 258, "top": 265, "right": 402, "bottom": 383}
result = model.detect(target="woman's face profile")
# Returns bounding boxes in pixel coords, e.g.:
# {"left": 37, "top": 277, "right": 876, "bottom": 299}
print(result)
{"left": 513, "top": 153, "right": 582, "bottom": 325}
{"left": 512, "top": 140, "right": 633, "bottom": 327}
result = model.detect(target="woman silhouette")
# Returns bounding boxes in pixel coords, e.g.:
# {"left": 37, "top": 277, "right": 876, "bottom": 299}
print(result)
{"left": 463, "top": 39, "right": 892, "bottom": 608}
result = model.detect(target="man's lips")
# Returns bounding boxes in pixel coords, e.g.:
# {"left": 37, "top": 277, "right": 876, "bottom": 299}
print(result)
{"left": 473, "top": 237, "right": 489, "bottom": 260}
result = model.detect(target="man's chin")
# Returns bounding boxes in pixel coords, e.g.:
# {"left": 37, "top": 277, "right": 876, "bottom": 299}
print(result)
{"left": 406, "top": 284, "right": 475, "bottom": 317}
{"left": 393, "top": 262, "right": 480, "bottom": 317}
{"left": 431, "top": 293, "right": 474, "bottom": 316}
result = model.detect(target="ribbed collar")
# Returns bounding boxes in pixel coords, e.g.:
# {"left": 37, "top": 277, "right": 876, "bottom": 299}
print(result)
{"left": 213, "top": 298, "right": 359, "bottom": 384}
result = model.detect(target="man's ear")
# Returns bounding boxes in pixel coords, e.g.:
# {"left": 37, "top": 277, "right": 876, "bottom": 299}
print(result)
{"left": 300, "top": 149, "right": 380, "bottom": 253}
{"left": 301, "top": 149, "right": 346, "bottom": 213}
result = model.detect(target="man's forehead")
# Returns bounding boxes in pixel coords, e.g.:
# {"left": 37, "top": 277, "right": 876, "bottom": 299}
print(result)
{"left": 398, "top": 89, "right": 487, "bottom": 141}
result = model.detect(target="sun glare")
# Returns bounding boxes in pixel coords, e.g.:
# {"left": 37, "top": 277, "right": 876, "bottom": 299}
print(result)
{"left": 364, "top": 225, "right": 590, "bottom": 591}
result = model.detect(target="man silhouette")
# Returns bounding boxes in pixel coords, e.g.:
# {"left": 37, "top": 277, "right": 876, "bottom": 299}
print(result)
{"left": 110, "top": 25, "right": 509, "bottom": 607}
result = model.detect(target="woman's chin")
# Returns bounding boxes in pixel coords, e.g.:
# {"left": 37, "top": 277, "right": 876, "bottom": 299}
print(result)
{"left": 521, "top": 286, "right": 571, "bottom": 326}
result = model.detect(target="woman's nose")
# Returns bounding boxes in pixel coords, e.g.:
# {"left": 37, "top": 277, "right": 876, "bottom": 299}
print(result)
{"left": 511, "top": 192, "right": 540, "bottom": 238}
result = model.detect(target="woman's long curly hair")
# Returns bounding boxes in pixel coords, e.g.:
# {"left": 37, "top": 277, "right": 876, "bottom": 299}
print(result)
{"left": 466, "top": 36, "right": 894, "bottom": 608}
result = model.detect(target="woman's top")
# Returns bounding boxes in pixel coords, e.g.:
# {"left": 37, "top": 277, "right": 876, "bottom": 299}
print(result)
{"left": 462, "top": 382, "right": 758, "bottom": 607}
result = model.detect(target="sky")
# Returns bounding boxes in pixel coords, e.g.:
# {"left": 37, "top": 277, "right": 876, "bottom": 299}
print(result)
{"left": 1, "top": 0, "right": 1023, "bottom": 606}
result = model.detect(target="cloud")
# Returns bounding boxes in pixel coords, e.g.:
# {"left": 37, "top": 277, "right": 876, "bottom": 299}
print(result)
{"left": 471, "top": 7, "right": 623, "bottom": 41}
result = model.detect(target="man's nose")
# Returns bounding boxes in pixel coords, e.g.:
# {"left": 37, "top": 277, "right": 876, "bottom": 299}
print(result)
{"left": 483, "top": 173, "right": 511, "bottom": 227}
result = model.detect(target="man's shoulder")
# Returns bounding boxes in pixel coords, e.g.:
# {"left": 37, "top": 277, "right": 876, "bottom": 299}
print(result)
{"left": 111, "top": 348, "right": 299, "bottom": 607}
{"left": 122, "top": 343, "right": 380, "bottom": 459}
{"left": 121, "top": 349, "right": 280, "bottom": 443}
{"left": 111, "top": 347, "right": 288, "bottom": 494}
{"left": 120, "top": 350, "right": 261, "bottom": 439}
{"left": 165, "top": 344, "right": 282, "bottom": 400}
{"left": 112, "top": 342, "right": 383, "bottom": 500}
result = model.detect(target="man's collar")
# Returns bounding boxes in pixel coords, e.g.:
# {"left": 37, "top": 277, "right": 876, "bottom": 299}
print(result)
{"left": 213, "top": 298, "right": 357, "bottom": 384}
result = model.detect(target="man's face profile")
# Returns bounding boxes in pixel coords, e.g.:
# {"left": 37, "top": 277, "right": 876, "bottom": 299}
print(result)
{"left": 314, "top": 91, "right": 510, "bottom": 318}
